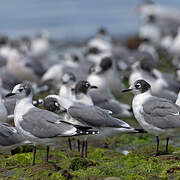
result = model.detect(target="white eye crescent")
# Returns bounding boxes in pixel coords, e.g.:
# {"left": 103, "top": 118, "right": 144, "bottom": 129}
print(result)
{"left": 135, "top": 83, "right": 141, "bottom": 89}
{"left": 55, "top": 102, "right": 59, "bottom": 107}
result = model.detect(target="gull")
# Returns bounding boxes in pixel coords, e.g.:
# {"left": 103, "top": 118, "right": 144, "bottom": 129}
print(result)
{"left": 139, "top": 15, "right": 161, "bottom": 46}
{"left": 129, "top": 60, "right": 179, "bottom": 101}
{"left": 31, "top": 32, "right": 50, "bottom": 59}
{"left": 92, "top": 27, "right": 112, "bottom": 44}
{"left": 43, "top": 94, "right": 138, "bottom": 157}
{"left": 72, "top": 80, "right": 96, "bottom": 106}
{"left": 59, "top": 72, "right": 76, "bottom": 99}
{"left": 87, "top": 57, "right": 124, "bottom": 98}
{"left": 42, "top": 50, "right": 86, "bottom": 85}
{"left": 0, "top": 122, "right": 28, "bottom": 152}
{"left": 138, "top": 38, "right": 159, "bottom": 63}
{"left": 122, "top": 79, "right": 180, "bottom": 155}
{"left": 0, "top": 67, "right": 22, "bottom": 94}
{"left": 6, "top": 48, "right": 45, "bottom": 83}
{"left": 5, "top": 82, "right": 98, "bottom": 165}
{"left": 85, "top": 29, "right": 112, "bottom": 64}
{"left": 72, "top": 80, "right": 133, "bottom": 118}
{"left": 135, "top": 0, "right": 180, "bottom": 22}
{"left": 0, "top": 79, "right": 9, "bottom": 122}
{"left": 57, "top": 75, "right": 132, "bottom": 118}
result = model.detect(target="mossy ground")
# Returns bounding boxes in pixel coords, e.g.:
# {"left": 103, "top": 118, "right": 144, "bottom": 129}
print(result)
{"left": 1, "top": 36, "right": 180, "bottom": 180}
{"left": 1, "top": 135, "right": 180, "bottom": 180}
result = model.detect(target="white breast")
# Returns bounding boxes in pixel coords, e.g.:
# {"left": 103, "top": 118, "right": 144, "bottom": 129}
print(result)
{"left": 74, "top": 93, "right": 94, "bottom": 106}
{"left": 14, "top": 99, "right": 36, "bottom": 141}
{"left": 160, "top": 35, "right": 173, "bottom": 50}
{"left": 59, "top": 85, "right": 72, "bottom": 99}
{"left": 139, "top": 24, "right": 161, "bottom": 45}
{"left": 87, "top": 74, "right": 112, "bottom": 97}
{"left": 132, "top": 92, "right": 164, "bottom": 136}
{"left": 87, "top": 74, "right": 104, "bottom": 88}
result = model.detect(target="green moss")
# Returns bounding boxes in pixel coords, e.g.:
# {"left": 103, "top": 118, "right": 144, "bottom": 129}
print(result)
{"left": 0, "top": 139, "right": 180, "bottom": 179}
{"left": 69, "top": 157, "right": 96, "bottom": 171}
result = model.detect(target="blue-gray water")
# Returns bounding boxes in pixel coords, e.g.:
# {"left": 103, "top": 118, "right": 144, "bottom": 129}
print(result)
{"left": 0, "top": 0, "right": 180, "bottom": 41}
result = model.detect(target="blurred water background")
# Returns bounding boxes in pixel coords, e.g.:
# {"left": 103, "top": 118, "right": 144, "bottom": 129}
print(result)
{"left": 0, "top": 0, "right": 179, "bottom": 41}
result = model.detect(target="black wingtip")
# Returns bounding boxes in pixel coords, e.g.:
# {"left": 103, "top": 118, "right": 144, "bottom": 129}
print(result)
{"left": 134, "top": 128, "right": 147, "bottom": 133}
{"left": 75, "top": 129, "right": 99, "bottom": 136}
{"left": 74, "top": 125, "right": 92, "bottom": 130}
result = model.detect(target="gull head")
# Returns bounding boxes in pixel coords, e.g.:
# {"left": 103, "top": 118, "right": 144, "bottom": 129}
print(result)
{"left": 88, "top": 56, "right": 112, "bottom": 75}
{"left": 75, "top": 80, "right": 97, "bottom": 95}
{"left": 5, "top": 82, "right": 33, "bottom": 99}
{"left": 44, "top": 95, "right": 67, "bottom": 113}
{"left": 98, "top": 56, "right": 112, "bottom": 73}
{"left": 122, "top": 79, "right": 151, "bottom": 95}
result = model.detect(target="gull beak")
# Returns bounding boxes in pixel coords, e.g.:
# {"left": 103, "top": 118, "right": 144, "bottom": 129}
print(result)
{"left": 90, "top": 85, "right": 98, "bottom": 89}
{"left": 5, "top": 93, "right": 16, "bottom": 98}
{"left": 121, "top": 88, "right": 132, "bottom": 93}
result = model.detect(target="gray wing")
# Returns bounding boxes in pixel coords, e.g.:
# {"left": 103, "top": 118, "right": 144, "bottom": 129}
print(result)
{"left": 0, "top": 122, "right": 25, "bottom": 146}
{"left": 4, "top": 98, "right": 16, "bottom": 115}
{"left": 89, "top": 91, "right": 108, "bottom": 105}
{"left": 143, "top": 97, "right": 180, "bottom": 129}
{"left": 68, "top": 105, "right": 130, "bottom": 128}
{"left": 89, "top": 91, "right": 131, "bottom": 117}
{"left": 21, "top": 108, "right": 77, "bottom": 138}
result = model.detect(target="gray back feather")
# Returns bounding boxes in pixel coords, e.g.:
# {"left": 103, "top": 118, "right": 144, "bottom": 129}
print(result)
{"left": 68, "top": 105, "right": 129, "bottom": 128}
{"left": 143, "top": 97, "right": 180, "bottom": 129}
{"left": 21, "top": 108, "right": 76, "bottom": 138}
{"left": 89, "top": 91, "right": 130, "bottom": 115}
{"left": 0, "top": 122, "right": 25, "bottom": 146}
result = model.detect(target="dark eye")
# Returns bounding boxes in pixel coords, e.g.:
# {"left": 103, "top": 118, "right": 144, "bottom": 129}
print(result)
{"left": 135, "top": 83, "right": 141, "bottom": 89}
{"left": 19, "top": 88, "right": 23, "bottom": 92}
